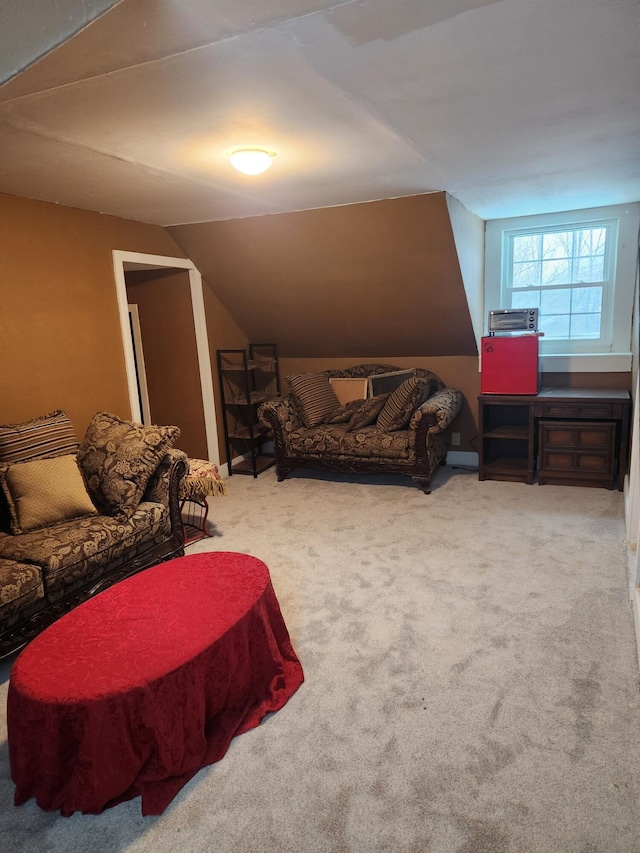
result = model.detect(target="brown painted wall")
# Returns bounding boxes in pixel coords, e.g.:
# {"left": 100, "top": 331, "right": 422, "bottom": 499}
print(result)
{"left": 125, "top": 270, "right": 207, "bottom": 459}
{"left": 2, "top": 191, "right": 628, "bottom": 468}
{"left": 542, "top": 372, "right": 631, "bottom": 391}
{"left": 0, "top": 193, "right": 186, "bottom": 438}
{"left": 169, "top": 192, "right": 477, "bottom": 359}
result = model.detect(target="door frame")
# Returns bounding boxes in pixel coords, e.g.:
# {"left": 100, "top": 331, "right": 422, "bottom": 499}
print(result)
{"left": 127, "top": 303, "right": 152, "bottom": 425}
{"left": 112, "top": 249, "right": 220, "bottom": 465}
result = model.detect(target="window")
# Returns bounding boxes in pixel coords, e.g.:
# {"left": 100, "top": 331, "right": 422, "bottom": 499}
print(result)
{"left": 485, "top": 204, "right": 640, "bottom": 369}
{"left": 504, "top": 221, "right": 616, "bottom": 347}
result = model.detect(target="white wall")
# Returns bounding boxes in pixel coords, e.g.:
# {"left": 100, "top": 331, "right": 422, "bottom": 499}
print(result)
{"left": 627, "top": 235, "right": 640, "bottom": 661}
{"left": 446, "top": 193, "right": 485, "bottom": 353}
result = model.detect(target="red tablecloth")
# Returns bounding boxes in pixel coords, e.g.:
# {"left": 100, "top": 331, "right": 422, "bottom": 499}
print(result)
{"left": 8, "top": 552, "right": 304, "bottom": 816}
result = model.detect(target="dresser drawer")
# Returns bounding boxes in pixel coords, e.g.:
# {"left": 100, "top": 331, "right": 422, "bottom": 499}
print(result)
{"left": 540, "top": 401, "right": 613, "bottom": 419}
{"left": 538, "top": 420, "right": 616, "bottom": 487}
{"left": 541, "top": 422, "right": 615, "bottom": 450}
{"left": 543, "top": 450, "right": 613, "bottom": 474}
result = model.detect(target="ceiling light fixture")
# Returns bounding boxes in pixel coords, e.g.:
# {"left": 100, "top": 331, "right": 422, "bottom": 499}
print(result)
{"left": 226, "top": 148, "right": 277, "bottom": 176}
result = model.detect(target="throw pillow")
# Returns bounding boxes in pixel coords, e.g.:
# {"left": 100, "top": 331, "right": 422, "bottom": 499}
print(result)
{"left": 376, "top": 376, "right": 430, "bottom": 432}
{"left": 324, "top": 399, "right": 366, "bottom": 424}
{"left": 287, "top": 374, "right": 340, "bottom": 428}
{"left": 347, "top": 394, "right": 390, "bottom": 432}
{"left": 0, "top": 455, "right": 97, "bottom": 535}
{"left": 77, "top": 412, "right": 180, "bottom": 520}
{"left": 0, "top": 410, "right": 78, "bottom": 463}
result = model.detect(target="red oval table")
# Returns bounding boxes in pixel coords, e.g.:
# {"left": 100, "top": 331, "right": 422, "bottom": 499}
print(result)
{"left": 7, "top": 551, "right": 304, "bottom": 816}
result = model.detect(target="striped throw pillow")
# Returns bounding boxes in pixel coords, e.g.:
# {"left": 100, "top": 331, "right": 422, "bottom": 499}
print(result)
{"left": 376, "top": 376, "right": 430, "bottom": 432}
{"left": 0, "top": 411, "right": 79, "bottom": 463}
{"left": 287, "top": 374, "right": 340, "bottom": 428}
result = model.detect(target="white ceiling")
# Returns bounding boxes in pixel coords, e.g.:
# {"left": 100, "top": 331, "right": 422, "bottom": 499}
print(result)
{"left": 0, "top": 0, "right": 638, "bottom": 226}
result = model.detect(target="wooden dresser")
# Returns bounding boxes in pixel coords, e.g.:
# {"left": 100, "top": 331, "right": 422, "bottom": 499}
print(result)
{"left": 478, "top": 388, "right": 631, "bottom": 490}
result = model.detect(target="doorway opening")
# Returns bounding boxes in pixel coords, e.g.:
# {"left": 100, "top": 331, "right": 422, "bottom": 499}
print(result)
{"left": 112, "top": 250, "right": 220, "bottom": 465}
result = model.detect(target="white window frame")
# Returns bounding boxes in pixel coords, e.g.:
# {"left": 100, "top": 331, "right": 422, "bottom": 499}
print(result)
{"left": 485, "top": 203, "right": 640, "bottom": 373}
{"left": 502, "top": 219, "right": 616, "bottom": 353}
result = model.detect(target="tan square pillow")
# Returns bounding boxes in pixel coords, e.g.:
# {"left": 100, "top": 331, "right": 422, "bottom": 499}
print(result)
{"left": 287, "top": 374, "right": 340, "bottom": 428}
{"left": 328, "top": 377, "right": 369, "bottom": 405}
{"left": 0, "top": 455, "right": 97, "bottom": 535}
{"left": 0, "top": 410, "right": 79, "bottom": 534}
{"left": 77, "top": 412, "right": 180, "bottom": 520}
{"left": 376, "top": 376, "right": 430, "bottom": 432}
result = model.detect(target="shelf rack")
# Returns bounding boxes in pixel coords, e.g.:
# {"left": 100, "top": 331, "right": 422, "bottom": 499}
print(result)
{"left": 216, "top": 344, "right": 280, "bottom": 477}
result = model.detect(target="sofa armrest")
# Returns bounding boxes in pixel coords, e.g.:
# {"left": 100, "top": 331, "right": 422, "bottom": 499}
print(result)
{"left": 258, "top": 397, "right": 302, "bottom": 434}
{"left": 143, "top": 449, "right": 189, "bottom": 506}
{"left": 409, "top": 388, "right": 463, "bottom": 434}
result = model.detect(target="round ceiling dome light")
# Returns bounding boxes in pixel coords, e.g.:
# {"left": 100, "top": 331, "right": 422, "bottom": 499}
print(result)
{"left": 226, "top": 148, "right": 277, "bottom": 175}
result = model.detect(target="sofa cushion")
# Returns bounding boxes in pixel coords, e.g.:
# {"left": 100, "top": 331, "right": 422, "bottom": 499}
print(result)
{"left": 342, "top": 427, "right": 411, "bottom": 460}
{"left": 347, "top": 394, "right": 390, "bottom": 432}
{"left": 0, "top": 410, "right": 78, "bottom": 463}
{"left": 288, "top": 424, "right": 347, "bottom": 456}
{"left": 376, "top": 376, "right": 431, "bottom": 432}
{"left": 77, "top": 413, "right": 179, "bottom": 520}
{"left": 0, "top": 455, "right": 97, "bottom": 535}
{"left": 0, "top": 501, "right": 169, "bottom": 595}
{"left": 287, "top": 374, "right": 340, "bottom": 428}
{"left": 0, "top": 558, "right": 44, "bottom": 619}
{"left": 287, "top": 424, "right": 411, "bottom": 461}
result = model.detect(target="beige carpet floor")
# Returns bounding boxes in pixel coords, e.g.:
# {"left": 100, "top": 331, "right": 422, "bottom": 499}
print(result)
{"left": 1, "top": 465, "right": 639, "bottom": 852}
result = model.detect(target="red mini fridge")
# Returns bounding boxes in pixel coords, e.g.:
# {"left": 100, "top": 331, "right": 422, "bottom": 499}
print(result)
{"left": 481, "top": 334, "right": 540, "bottom": 394}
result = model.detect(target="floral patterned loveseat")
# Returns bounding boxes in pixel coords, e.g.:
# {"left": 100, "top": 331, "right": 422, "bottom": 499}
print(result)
{"left": 258, "top": 364, "right": 463, "bottom": 494}
{"left": 0, "top": 410, "right": 188, "bottom": 656}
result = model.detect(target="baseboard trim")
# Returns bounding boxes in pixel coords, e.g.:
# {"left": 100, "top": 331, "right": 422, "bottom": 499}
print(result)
{"left": 218, "top": 454, "right": 246, "bottom": 479}
{"left": 446, "top": 451, "right": 478, "bottom": 468}
{"left": 219, "top": 444, "right": 277, "bottom": 479}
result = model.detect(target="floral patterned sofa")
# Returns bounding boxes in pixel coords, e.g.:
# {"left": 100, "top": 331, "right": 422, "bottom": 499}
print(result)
{"left": 0, "top": 410, "right": 188, "bottom": 656}
{"left": 258, "top": 364, "right": 463, "bottom": 494}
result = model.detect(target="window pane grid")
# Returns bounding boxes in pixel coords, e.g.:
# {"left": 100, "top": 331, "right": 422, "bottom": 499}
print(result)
{"left": 505, "top": 222, "right": 612, "bottom": 346}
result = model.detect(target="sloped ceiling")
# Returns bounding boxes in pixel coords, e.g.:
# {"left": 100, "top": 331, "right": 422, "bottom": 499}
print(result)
{"left": 2, "top": 1, "right": 637, "bottom": 363}
{"left": 0, "top": 0, "right": 638, "bottom": 226}
{"left": 168, "top": 192, "right": 477, "bottom": 358}
{"left": 0, "top": 0, "right": 121, "bottom": 85}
